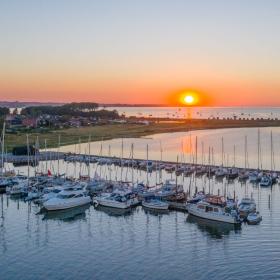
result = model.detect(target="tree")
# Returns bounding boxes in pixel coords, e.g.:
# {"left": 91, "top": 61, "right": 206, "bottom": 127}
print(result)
{"left": 12, "top": 108, "right": 18, "bottom": 115}
{"left": 0, "top": 107, "right": 9, "bottom": 117}
{"left": 20, "top": 102, "right": 118, "bottom": 120}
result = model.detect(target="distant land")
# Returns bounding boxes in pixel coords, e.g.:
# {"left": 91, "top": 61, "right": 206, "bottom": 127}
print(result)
{"left": 0, "top": 101, "right": 173, "bottom": 108}
{"left": 0, "top": 101, "right": 64, "bottom": 108}
{"left": 1, "top": 101, "right": 280, "bottom": 108}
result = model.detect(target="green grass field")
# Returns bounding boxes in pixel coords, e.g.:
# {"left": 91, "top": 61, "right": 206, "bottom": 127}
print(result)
{"left": 4, "top": 119, "right": 280, "bottom": 151}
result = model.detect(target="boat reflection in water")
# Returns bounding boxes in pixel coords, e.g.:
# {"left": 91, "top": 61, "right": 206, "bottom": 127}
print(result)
{"left": 186, "top": 215, "right": 241, "bottom": 239}
{"left": 42, "top": 204, "right": 90, "bottom": 222}
{"left": 142, "top": 207, "right": 169, "bottom": 216}
{"left": 94, "top": 205, "right": 135, "bottom": 217}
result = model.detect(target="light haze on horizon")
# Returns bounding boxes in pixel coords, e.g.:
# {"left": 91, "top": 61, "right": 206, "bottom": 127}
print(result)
{"left": 0, "top": 0, "right": 280, "bottom": 106}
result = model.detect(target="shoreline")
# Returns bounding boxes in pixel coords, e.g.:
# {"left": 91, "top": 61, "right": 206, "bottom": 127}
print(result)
{"left": 4, "top": 118, "right": 280, "bottom": 151}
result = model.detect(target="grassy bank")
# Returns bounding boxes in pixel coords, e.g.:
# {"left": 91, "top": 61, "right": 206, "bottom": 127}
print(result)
{"left": 4, "top": 119, "right": 280, "bottom": 151}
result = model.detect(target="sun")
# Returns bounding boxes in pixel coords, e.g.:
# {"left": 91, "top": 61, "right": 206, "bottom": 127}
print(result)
{"left": 184, "top": 95, "right": 194, "bottom": 105}
{"left": 175, "top": 90, "right": 200, "bottom": 106}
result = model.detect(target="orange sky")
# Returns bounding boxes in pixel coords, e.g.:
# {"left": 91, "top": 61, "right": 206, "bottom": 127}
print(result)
{"left": 1, "top": 1, "right": 280, "bottom": 106}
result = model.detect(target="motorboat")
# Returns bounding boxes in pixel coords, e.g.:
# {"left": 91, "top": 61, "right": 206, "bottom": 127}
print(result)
{"left": 248, "top": 171, "right": 260, "bottom": 183}
{"left": 25, "top": 187, "right": 42, "bottom": 201}
{"left": 227, "top": 168, "right": 239, "bottom": 180}
{"left": 0, "top": 177, "right": 13, "bottom": 193}
{"left": 205, "top": 195, "right": 226, "bottom": 207}
{"left": 187, "top": 201, "right": 241, "bottom": 224}
{"left": 270, "top": 172, "right": 278, "bottom": 184}
{"left": 195, "top": 166, "right": 207, "bottom": 176}
{"left": 187, "top": 191, "right": 206, "bottom": 204}
{"left": 43, "top": 204, "right": 90, "bottom": 221}
{"left": 238, "top": 169, "right": 249, "bottom": 181}
{"left": 155, "top": 180, "right": 182, "bottom": 198}
{"left": 43, "top": 190, "right": 91, "bottom": 211}
{"left": 7, "top": 180, "right": 28, "bottom": 196}
{"left": 226, "top": 198, "right": 237, "bottom": 210}
{"left": 215, "top": 167, "right": 228, "bottom": 178}
{"left": 260, "top": 175, "right": 272, "bottom": 187}
{"left": 238, "top": 197, "right": 256, "bottom": 217}
{"left": 142, "top": 199, "right": 169, "bottom": 210}
{"left": 183, "top": 166, "right": 194, "bottom": 177}
{"left": 34, "top": 186, "right": 64, "bottom": 204}
{"left": 93, "top": 189, "right": 139, "bottom": 209}
{"left": 165, "top": 164, "right": 175, "bottom": 173}
{"left": 186, "top": 214, "right": 241, "bottom": 237}
{"left": 247, "top": 212, "right": 262, "bottom": 225}
{"left": 86, "top": 178, "right": 109, "bottom": 194}
{"left": 135, "top": 183, "right": 156, "bottom": 199}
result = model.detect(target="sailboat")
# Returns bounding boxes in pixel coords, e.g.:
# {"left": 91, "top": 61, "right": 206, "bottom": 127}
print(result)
{"left": 238, "top": 136, "right": 249, "bottom": 181}
{"left": 140, "top": 144, "right": 169, "bottom": 210}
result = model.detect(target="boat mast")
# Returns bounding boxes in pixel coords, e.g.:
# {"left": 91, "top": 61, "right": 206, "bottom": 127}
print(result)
{"left": 195, "top": 136, "right": 198, "bottom": 167}
{"left": 44, "top": 139, "right": 48, "bottom": 175}
{"left": 35, "top": 136, "right": 39, "bottom": 177}
{"left": 211, "top": 147, "right": 214, "bottom": 166}
{"left": 257, "top": 129, "right": 260, "bottom": 170}
{"left": 74, "top": 143, "right": 77, "bottom": 178}
{"left": 79, "top": 137, "right": 81, "bottom": 178}
{"left": 120, "top": 138, "right": 123, "bottom": 182}
{"left": 160, "top": 141, "right": 163, "bottom": 184}
{"left": 108, "top": 144, "right": 111, "bottom": 182}
{"left": 189, "top": 133, "right": 193, "bottom": 164}
{"left": 270, "top": 130, "right": 274, "bottom": 172}
{"left": 88, "top": 134, "right": 91, "bottom": 178}
{"left": 233, "top": 144, "right": 236, "bottom": 168}
{"left": 245, "top": 135, "right": 248, "bottom": 170}
{"left": 131, "top": 143, "right": 134, "bottom": 184}
{"left": 208, "top": 146, "right": 211, "bottom": 194}
{"left": 175, "top": 155, "right": 178, "bottom": 192}
{"left": 201, "top": 141, "right": 204, "bottom": 165}
{"left": 57, "top": 134, "right": 61, "bottom": 177}
{"left": 221, "top": 137, "right": 224, "bottom": 167}
{"left": 1, "top": 122, "right": 5, "bottom": 178}
{"left": 26, "top": 134, "right": 30, "bottom": 185}
{"left": 146, "top": 144, "right": 149, "bottom": 187}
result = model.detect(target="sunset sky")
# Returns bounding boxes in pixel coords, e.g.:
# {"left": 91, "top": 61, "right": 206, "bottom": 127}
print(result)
{"left": 0, "top": 0, "right": 279, "bottom": 106}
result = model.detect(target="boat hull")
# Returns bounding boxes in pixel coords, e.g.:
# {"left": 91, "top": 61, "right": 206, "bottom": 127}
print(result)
{"left": 142, "top": 201, "right": 169, "bottom": 210}
{"left": 93, "top": 198, "right": 138, "bottom": 209}
{"left": 187, "top": 204, "right": 240, "bottom": 224}
{"left": 43, "top": 197, "right": 91, "bottom": 211}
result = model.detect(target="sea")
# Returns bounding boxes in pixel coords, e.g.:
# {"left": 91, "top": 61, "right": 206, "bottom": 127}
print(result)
{"left": 106, "top": 106, "right": 280, "bottom": 120}
{"left": 1, "top": 107, "right": 280, "bottom": 280}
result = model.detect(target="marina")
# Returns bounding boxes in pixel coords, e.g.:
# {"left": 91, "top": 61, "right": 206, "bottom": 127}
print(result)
{"left": 1, "top": 126, "right": 280, "bottom": 279}
{"left": 2, "top": 0, "right": 280, "bottom": 278}
{"left": 0, "top": 173, "right": 278, "bottom": 280}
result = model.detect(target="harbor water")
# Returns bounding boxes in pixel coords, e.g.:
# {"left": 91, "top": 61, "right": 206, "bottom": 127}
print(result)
{"left": 0, "top": 180, "right": 279, "bottom": 280}
{"left": 1, "top": 127, "right": 280, "bottom": 279}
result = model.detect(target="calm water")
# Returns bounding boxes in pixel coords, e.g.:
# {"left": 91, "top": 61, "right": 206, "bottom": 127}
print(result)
{"left": 2, "top": 127, "right": 280, "bottom": 280}
{"left": 0, "top": 180, "right": 279, "bottom": 280}
{"left": 107, "top": 106, "right": 280, "bottom": 120}
{"left": 45, "top": 127, "right": 280, "bottom": 172}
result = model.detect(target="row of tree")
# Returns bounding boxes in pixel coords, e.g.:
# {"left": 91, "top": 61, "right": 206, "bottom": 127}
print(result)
{"left": 21, "top": 102, "right": 119, "bottom": 119}
{"left": 0, "top": 107, "right": 9, "bottom": 116}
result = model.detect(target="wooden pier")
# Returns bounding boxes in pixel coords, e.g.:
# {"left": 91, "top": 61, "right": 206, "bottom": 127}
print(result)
{"left": 3, "top": 151, "right": 279, "bottom": 174}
